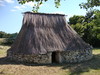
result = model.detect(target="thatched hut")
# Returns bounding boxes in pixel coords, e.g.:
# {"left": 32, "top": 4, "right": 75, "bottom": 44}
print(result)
{"left": 7, "top": 12, "right": 93, "bottom": 64}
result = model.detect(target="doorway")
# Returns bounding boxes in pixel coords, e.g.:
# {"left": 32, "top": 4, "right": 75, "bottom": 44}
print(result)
{"left": 52, "top": 52, "right": 61, "bottom": 63}
{"left": 52, "top": 52, "right": 57, "bottom": 63}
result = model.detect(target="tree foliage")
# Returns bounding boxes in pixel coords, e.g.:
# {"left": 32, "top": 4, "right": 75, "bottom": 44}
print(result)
{"left": 69, "top": 15, "right": 85, "bottom": 25}
{"left": 18, "top": 0, "right": 61, "bottom": 12}
{"left": 0, "top": 31, "right": 18, "bottom": 45}
{"left": 71, "top": 23, "right": 85, "bottom": 37}
{"left": 0, "top": 31, "right": 6, "bottom": 38}
{"left": 79, "top": 0, "right": 100, "bottom": 10}
{"left": 18, "top": 0, "right": 100, "bottom": 11}
{"left": 69, "top": 10, "right": 100, "bottom": 47}
{"left": 0, "top": 31, "right": 18, "bottom": 38}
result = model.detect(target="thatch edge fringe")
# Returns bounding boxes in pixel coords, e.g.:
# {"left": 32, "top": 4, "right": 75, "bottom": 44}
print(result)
{"left": 7, "top": 46, "right": 93, "bottom": 55}
{"left": 23, "top": 11, "right": 66, "bottom": 16}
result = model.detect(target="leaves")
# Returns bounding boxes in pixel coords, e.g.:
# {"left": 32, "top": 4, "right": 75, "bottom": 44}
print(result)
{"left": 79, "top": 0, "right": 100, "bottom": 10}
{"left": 69, "top": 15, "right": 85, "bottom": 25}
{"left": 71, "top": 23, "right": 85, "bottom": 37}
{"left": 70, "top": 10, "right": 100, "bottom": 47}
{"left": 17, "top": 0, "right": 61, "bottom": 12}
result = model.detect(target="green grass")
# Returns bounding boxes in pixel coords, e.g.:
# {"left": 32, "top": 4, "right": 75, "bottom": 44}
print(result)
{"left": 0, "top": 45, "right": 10, "bottom": 57}
{"left": 0, "top": 46, "right": 100, "bottom": 75}
{"left": 93, "top": 48, "right": 100, "bottom": 54}
{"left": 0, "top": 38, "right": 6, "bottom": 45}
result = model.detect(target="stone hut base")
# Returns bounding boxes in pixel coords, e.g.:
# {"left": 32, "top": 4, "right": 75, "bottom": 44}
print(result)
{"left": 7, "top": 49, "right": 93, "bottom": 64}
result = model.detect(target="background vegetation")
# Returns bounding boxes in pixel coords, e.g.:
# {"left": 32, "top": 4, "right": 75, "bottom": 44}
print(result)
{"left": 69, "top": 10, "right": 100, "bottom": 47}
{"left": 18, "top": 0, "right": 100, "bottom": 12}
{"left": 0, "top": 32, "right": 18, "bottom": 45}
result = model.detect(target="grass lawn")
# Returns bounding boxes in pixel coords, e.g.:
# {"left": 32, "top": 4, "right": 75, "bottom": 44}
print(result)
{"left": 0, "top": 45, "right": 100, "bottom": 75}
{"left": 0, "top": 38, "right": 6, "bottom": 45}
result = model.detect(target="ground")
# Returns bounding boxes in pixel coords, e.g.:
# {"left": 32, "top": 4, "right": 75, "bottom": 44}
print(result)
{"left": 0, "top": 45, "right": 100, "bottom": 75}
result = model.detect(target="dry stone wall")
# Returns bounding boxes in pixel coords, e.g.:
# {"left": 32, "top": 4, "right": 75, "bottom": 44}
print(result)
{"left": 7, "top": 49, "right": 93, "bottom": 64}
{"left": 60, "top": 49, "right": 93, "bottom": 63}
{"left": 7, "top": 50, "right": 52, "bottom": 64}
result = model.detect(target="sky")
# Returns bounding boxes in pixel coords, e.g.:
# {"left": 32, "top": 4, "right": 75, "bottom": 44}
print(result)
{"left": 0, "top": 0, "right": 88, "bottom": 33}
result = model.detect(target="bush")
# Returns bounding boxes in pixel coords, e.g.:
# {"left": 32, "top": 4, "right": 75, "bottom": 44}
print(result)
{"left": 3, "top": 38, "right": 15, "bottom": 45}
{"left": 0, "top": 33, "right": 18, "bottom": 45}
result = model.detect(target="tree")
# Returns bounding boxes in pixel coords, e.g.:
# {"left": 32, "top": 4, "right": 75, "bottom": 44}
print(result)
{"left": 18, "top": 0, "right": 100, "bottom": 12}
{"left": 79, "top": 0, "right": 100, "bottom": 10}
{"left": 0, "top": 31, "right": 7, "bottom": 38}
{"left": 4, "top": 33, "right": 18, "bottom": 45}
{"left": 71, "top": 23, "right": 85, "bottom": 37}
{"left": 69, "top": 10, "right": 100, "bottom": 47}
{"left": 0, "top": 32, "right": 18, "bottom": 45}
{"left": 18, "top": 0, "right": 61, "bottom": 12}
{"left": 69, "top": 15, "right": 85, "bottom": 25}
{"left": 69, "top": 15, "right": 85, "bottom": 37}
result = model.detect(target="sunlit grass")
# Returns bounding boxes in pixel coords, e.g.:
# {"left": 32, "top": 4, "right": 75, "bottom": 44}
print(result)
{"left": 0, "top": 38, "right": 5, "bottom": 45}
{"left": 0, "top": 45, "right": 10, "bottom": 57}
{"left": 93, "top": 48, "right": 100, "bottom": 54}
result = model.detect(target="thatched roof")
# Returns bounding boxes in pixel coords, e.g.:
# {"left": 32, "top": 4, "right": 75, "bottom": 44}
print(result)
{"left": 8, "top": 12, "right": 92, "bottom": 54}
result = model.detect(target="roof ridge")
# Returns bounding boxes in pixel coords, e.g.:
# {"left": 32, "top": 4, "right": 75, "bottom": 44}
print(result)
{"left": 23, "top": 11, "right": 66, "bottom": 16}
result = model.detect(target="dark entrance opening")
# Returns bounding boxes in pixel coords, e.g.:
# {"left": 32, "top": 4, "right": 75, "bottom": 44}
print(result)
{"left": 52, "top": 52, "right": 57, "bottom": 63}
{"left": 52, "top": 52, "right": 61, "bottom": 63}
{"left": 52, "top": 52, "right": 62, "bottom": 63}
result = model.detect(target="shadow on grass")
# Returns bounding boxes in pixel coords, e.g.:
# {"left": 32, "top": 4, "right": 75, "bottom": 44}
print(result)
{"left": 0, "top": 54, "right": 100, "bottom": 75}
{"left": 62, "top": 54, "right": 100, "bottom": 75}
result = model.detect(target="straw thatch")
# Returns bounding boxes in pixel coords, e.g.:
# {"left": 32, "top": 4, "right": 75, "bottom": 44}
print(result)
{"left": 8, "top": 12, "right": 92, "bottom": 55}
